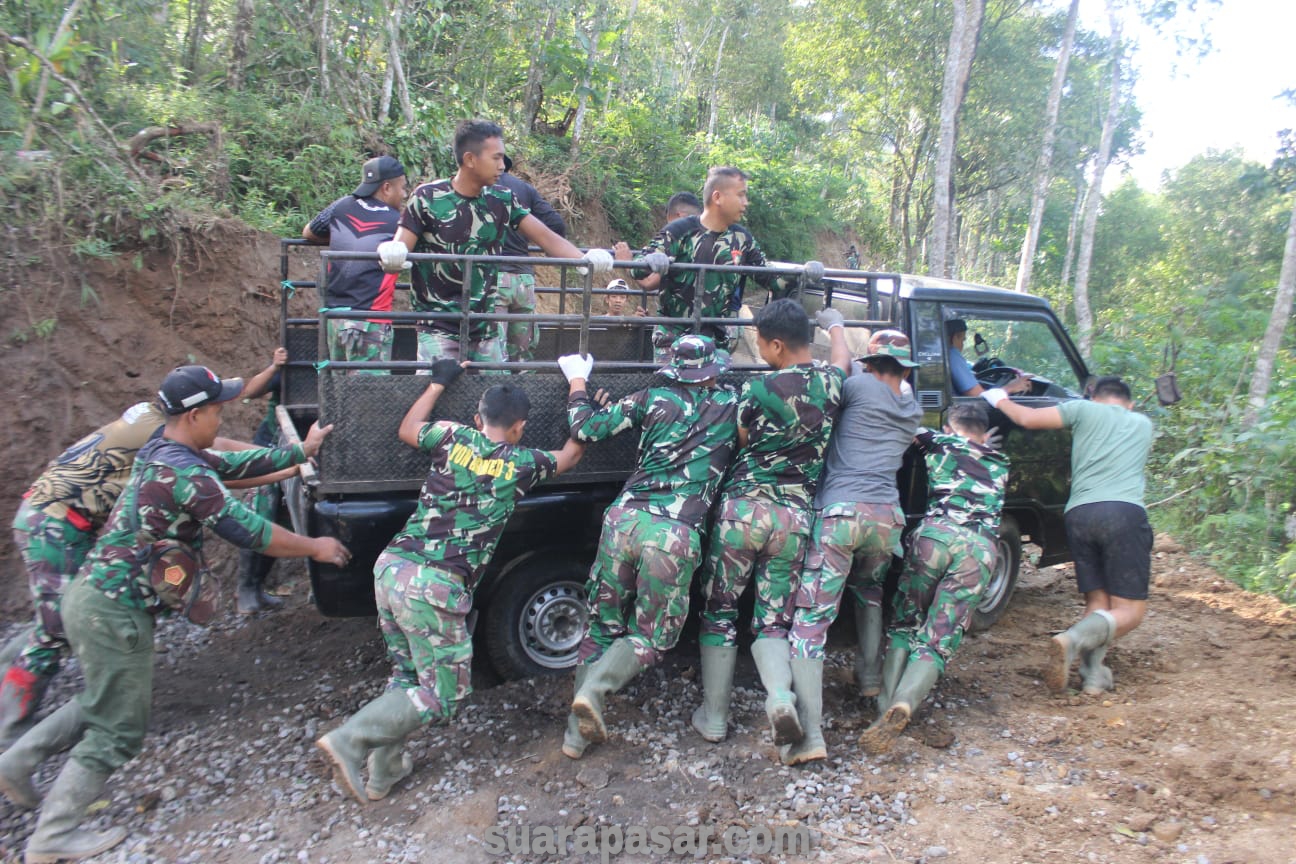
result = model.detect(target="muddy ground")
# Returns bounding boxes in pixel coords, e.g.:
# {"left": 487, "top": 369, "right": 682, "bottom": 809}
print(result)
{"left": 1, "top": 233, "right": 1293, "bottom": 863}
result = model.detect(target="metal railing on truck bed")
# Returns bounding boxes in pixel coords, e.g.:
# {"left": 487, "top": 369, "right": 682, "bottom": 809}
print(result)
{"left": 275, "top": 240, "right": 899, "bottom": 495}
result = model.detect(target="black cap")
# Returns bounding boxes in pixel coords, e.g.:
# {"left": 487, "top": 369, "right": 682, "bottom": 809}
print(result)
{"left": 945, "top": 318, "right": 968, "bottom": 337}
{"left": 157, "top": 366, "right": 244, "bottom": 415}
{"left": 353, "top": 155, "right": 406, "bottom": 198}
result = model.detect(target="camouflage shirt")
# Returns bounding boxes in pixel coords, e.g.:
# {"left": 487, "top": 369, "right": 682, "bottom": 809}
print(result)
{"left": 722, "top": 362, "right": 846, "bottom": 509}
{"left": 26, "top": 402, "right": 167, "bottom": 528}
{"left": 385, "top": 422, "right": 557, "bottom": 587}
{"left": 568, "top": 383, "right": 738, "bottom": 528}
{"left": 914, "top": 429, "right": 1009, "bottom": 537}
{"left": 644, "top": 215, "right": 779, "bottom": 319}
{"left": 398, "top": 179, "right": 531, "bottom": 338}
{"left": 82, "top": 437, "right": 306, "bottom": 612}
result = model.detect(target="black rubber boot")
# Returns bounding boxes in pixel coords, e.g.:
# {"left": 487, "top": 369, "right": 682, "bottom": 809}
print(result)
{"left": 236, "top": 549, "right": 285, "bottom": 614}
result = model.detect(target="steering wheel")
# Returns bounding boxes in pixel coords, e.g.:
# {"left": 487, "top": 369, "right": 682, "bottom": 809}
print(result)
{"left": 972, "top": 356, "right": 1020, "bottom": 389}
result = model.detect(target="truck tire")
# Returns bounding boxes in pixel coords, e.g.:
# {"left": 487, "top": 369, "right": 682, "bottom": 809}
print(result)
{"left": 969, "top": 515, "right": 1021, "bottom": 632}
{"left": 485, "top": 556, "right": 589, "bottom": 680}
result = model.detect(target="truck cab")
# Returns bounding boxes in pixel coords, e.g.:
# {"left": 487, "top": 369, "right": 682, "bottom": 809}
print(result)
{"left": 272, "top": 244, "right": 1088, "bottom": 679}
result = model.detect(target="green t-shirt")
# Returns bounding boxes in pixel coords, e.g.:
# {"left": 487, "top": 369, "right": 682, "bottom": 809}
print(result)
{"left": 1058, "top": 400, "right": 1154, "bottom": 511}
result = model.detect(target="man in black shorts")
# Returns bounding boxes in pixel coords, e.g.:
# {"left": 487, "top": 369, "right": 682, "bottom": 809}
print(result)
{"left": 981, "top": 376, "right": 1154, "bottom": 695}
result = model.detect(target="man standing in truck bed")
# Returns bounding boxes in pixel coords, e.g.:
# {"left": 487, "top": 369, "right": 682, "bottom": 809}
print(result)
{"left": 303, "top": 155, "right": 407, "bottom": 372}
{"left": 376, "top": 120, "right": 612, "bottom": 367}
{"left": 629, "top": 167, "right": 821, "bottom": 362}
{"left": 689, "top": 300, "right": 849, "bottom": 760}
{"left": 495, "top": 154, "right": 567, "bottom": 363}
{"left": 556, "top": 336, "right": 738, "bottom": 759}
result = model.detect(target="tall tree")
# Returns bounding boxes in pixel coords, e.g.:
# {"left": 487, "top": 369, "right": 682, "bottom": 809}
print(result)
{"left": 228, "top": 0, "right": 254, "bottom": 92}
{"left": 1015, "top": 0, "right": 1080, "bottom": 292}
{"left": 1073, "top": 9, "right": 1122, "bottom": 356}
{"left": 1244, "top": 193, "right": 1296, "bottom": 427}
{"left": 929, "top": 0, "right": 985, "bottom": 277}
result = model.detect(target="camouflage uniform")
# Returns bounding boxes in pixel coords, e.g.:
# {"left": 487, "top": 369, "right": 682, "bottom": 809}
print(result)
{"left": 569, "top": 380, "right": 737, "bottom": 666}
{"left": 495, "top": 272, "right": 539, "bottom": 362}
{"left": 68, "top": 437, "right": 306, "bottom": 774}
{"left": 10, "top": 402, "right": 165, "bottom": 677}
{"left": 889, "top": 430, "right": 1009, "bottom": 671}
{"left": 699, "top": 362, "right": 845, "bottom": 648}
{"left": 379, "top": 422, "right": 556, "bottom": 722}
{"left": 642, "top": 215, "right": 781, "bottom": 361}
{"left": 326, "top": 318, "right": 395, "bottom": 372}
{"left": 398, "top": 180, "right": 531, "bottom": 368}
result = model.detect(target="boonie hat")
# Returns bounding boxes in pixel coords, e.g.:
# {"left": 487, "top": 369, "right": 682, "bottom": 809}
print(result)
{"left": 158, "top": 366, "right": 244, "bottom": 415}
{"left": 659, "top": 335, "right": 728, "bottom": 382}
{"left": 354, "top": 155, "right": 406, "bottom": 198}
{"left": 860, "top": 329, "right": 920, "bottom": 369}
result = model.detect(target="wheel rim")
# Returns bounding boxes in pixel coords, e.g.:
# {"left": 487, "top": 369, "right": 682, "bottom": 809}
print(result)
{"left": 978, "top": 535, "right": 1015, "bottom": 614}
{"left": 517, "top": 580, "right": 587, "bottom": 669}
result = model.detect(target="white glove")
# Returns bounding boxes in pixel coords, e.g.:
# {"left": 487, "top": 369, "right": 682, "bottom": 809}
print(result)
{"left": 816, "top": 307, "right": 844, "bottom": 331}
{"left": 580, "top": 248, "right": 615, "bottom": 276}
{"left": 641, "top": 251, "right": 672, "bottom": 275}
{"left": 377, "top": 240, "right": 410, "bottom": 273}
{"left": 557, "top": 353, "right": 594, "bottom": 382}
{"left": 981, "top": 387, "right": 1009, "bottom": 408}
{"left": 803, "top": 260, "right": 825, "bottom": 283}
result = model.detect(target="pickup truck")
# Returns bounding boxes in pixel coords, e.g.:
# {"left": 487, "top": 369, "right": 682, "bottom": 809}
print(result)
{"left": 272, "top": 242, "right": 1090, "bottom": 679}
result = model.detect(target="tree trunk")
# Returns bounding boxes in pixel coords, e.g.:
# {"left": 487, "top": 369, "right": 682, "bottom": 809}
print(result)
{"left": 228, "top": 0, "right": 254, "bottom": 92}
{"left": 1073, "top": 13, "right": 1122, "bottom": 357}
{"left": 183, "top": 0, "right": 210, "bottom": 83}
{"left": 929, "top": 0, "right": 985, "bottom": 277}
{"left": 605, "top": 0, "right": 639, "bottom": 108}
{"left": 20, "top": 0, "right": 84, "bottom": 149}
{"left": 1243, "top": 194, "right": 1296, "bottom": 427}
{"left": 523, "top": 5, "right": 560, "bottom": 131}
{"left": 706, "top": 22, "right": 731, "bottom": 142}
{"left": 1015, "top": 0, "right": 1079, "bottom": 292}
{"left": 1059, "top": 176, "right": 1085, "bottom": 290}
{"left": 385, "top": 0, "right": 413, "bottom": 123}
{"left": 571, "top": 1, "right": 608, "bottom": 146}
{"left": 318, "top": 0, "right": 330, "bottom": 98}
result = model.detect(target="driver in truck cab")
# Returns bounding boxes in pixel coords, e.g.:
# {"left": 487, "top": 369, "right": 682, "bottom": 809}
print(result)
{"left": 946, "top": 318, "right": 1031, "bottom": 398}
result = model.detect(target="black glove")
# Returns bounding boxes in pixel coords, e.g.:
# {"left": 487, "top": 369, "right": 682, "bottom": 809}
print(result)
{"left": 429, "top": 359, "right": 463, "bottom": 387}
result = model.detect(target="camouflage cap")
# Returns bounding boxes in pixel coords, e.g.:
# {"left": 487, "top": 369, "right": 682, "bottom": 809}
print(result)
{"left": 861, "top": 329, "right": 920, "bottom": 369}
{"left": 659, "top": 334, "right": 729, "bottom": 382}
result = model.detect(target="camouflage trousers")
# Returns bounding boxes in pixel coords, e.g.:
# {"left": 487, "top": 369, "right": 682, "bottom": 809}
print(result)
{"left": 238, "top": 482, "right": 280, "bottom": 587}
{"left": 699, "top": 496, "right": 809, "bottom": 648}
{"left": 495, "top": 273, "right": 539, "bottom": 363}
{"left": 889, "top": 519, "right": 997, "bottom": 672}
{"left": 578, "top": 506, "right": 701, "bottom": 668}
{"left": 374, "top": 551, "right": 473, "bottom": 724}
{"left": 416, "top": 328, "right": 506, "bottom": 373}
{"left": 327, "top": 317, "right": 394, "bottom": 374}
{"left": 651, "top": 323, "right": 732, "bottom": 365}
{"left": 11, "top": 500, "right": 96, "bottom": 677}
{"left": 788, "top": 502, "right": 905, "bottom": 660}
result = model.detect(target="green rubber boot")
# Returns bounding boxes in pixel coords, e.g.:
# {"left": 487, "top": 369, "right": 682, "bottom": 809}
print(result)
{"left": 852, "top": 603, "right": 884, "bottom": 697}
{"left": 316, "top": 690, "right": 424, "bottom": 804}
{"left": 0, "top": 626, "right": 36, "bottom": 669}
{"left": 859, "top": 656, "right": 940, "bottom": 755}
{"left": 1047, "top": 611, "right": 1116, "bottom": 693}
{"left": 561, "top": 665, "right": 591, "bottom": 760}
{"left": 691, "top": 645, "right": 737, "bottom": 743}
{"left": 365, "top": 745, "right": 414, "bottom": 801}
{"left": 571, "top": 639, "right": 644, "bottom": 745}
{"left": 780, "top": 658, "right": 826, "bottom": 765}
{"left": 1078, "top": 611, "right": 1117, "bottom": 695}
{"left": 875, "top": 645, "right": 909, "bottom": 716}
{"left": 0, "top": 701, "right": 85, "bottom": 810}
{"left": 23, "top": 758, "right": 126, "bottom": 864}
{"left": 750, "top": 638, "right": 801, "bottom": 746}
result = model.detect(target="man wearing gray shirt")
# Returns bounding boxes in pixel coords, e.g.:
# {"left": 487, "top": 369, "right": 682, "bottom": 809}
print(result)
{"left": 783, "top": 330, "right": 924, "bottom": 764}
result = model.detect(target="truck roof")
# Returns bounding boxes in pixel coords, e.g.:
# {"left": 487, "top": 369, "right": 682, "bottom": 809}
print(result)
{"left": 819, "top": 270, "right": 1057, "bottom": 312}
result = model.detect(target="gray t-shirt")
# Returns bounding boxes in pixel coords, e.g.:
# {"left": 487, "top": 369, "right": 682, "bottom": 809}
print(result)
{"left": 815, "top": 374, "right": 925, "bottom": 509}
{"left": 1058, "top": 399, "right": 1154, "bottom": 511}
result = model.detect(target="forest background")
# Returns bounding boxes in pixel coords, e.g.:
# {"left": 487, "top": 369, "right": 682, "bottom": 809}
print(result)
{"left": 0, "top": 0, "right": 1293, "bottom": 602}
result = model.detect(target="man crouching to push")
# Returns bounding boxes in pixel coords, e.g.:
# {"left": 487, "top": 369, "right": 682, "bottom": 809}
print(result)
{"left": 317, "top": 362, "right": 583, "bottom": 803}
{"left": 859, "top": 401, "right": 1008, "bottom": 754}
{"left": 0, "top": 365, "right": 346, "bottom": 863}
{"left": 557, "top": 336, "right": 738, "bottom": 759}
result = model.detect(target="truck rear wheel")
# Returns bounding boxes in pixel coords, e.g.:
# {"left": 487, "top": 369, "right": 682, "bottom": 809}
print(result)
{"left": 485, "top": 557, "right": 589, "bottom": 680}
{"left": 969, "top": 515, "right": 1021, "bottom": 632}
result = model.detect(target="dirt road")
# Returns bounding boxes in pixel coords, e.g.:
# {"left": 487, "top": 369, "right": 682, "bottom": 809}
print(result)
{"left": 2, "top": 535, "right": 1292, "bottom": 864}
